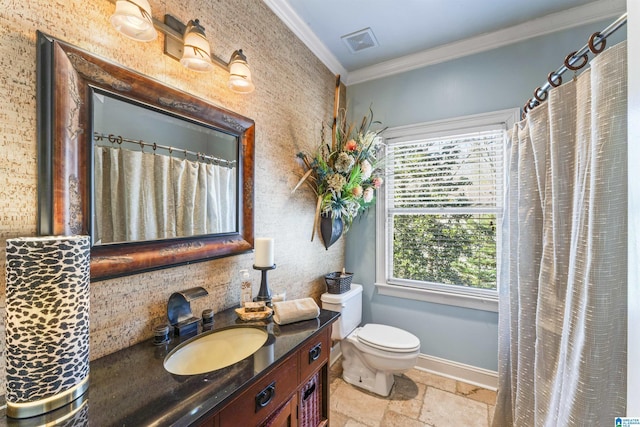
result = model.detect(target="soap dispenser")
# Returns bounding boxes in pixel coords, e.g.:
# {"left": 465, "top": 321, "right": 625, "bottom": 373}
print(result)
{"left": 239, "top": 269, "right": 252, "bottom": 307}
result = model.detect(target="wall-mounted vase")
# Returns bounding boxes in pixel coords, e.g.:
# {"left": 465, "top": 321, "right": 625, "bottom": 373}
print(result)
{"left": 320, "top": 214, "right": 343, "bottom": 250}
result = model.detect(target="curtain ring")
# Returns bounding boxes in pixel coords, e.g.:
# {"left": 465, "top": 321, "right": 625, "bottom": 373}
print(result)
{"left": 564, "top": 51, "right": 588, "bottom": 71}
{"left": 547, "top": 71, "right": 562, "bottom": 88}
{"left": 184, "top": 149, "right": 187, "bottom": 158}
{"left": 523, "top": 97, "right": 539, "bottom": 115}
{"left": 169, "top": 146, "right": 173, "bottom": 155}
{"left": 108, "top": 134, "right": 117, "bottom": 143}
{"left": 116, "top": 135, "right": 123, "bottom": 144}
{"left": 139, "top": 140, "right": 145, "bottom": 151}
{"left": 94, "top": 132, "right": 103, "bottom": 141}
{"left": 152, "top": 142, "right": 157, "bottom": 151}
{"left": 534, "top": 87, "right": 547, "bottom": 103}
{"left": 588, "top": 31, "right": 606, "bottom": 55}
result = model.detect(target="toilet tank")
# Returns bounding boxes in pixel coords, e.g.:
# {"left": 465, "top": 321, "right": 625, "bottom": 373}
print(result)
{"left": 321, "top": 283, "right": 363, "bottom": 340}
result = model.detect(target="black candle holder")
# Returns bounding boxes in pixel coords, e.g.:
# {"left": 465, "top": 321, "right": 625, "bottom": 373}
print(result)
{"left": 253, "top": 264, "right": 276, "bottom": 306}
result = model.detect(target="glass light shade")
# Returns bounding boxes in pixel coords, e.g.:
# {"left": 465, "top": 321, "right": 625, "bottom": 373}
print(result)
{"left": 110, "top": 0, "right": 157, "bottom": 42}
{"left": 228, "top": 51, "right": 255, "bottom": 93}
{"left": 180, "top": 20, "right": 214, "bottom": 72}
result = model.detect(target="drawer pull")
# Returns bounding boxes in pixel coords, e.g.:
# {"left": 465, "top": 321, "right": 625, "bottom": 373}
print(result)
{"left": 308, "top": 343, "right": 322, "bottom": 363}
{"left": 302, "top": 382, "right": 316, "bottom": 401}
{"left": 255, "top": 381, "right": 276, "bottom": 412}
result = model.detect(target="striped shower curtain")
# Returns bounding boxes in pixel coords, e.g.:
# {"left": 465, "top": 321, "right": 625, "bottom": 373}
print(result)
{"left": 94, "top": 146, "right": 236, "bottom": 244}
{"left": 493, "top": 41, "right": 627, "bottom": 426}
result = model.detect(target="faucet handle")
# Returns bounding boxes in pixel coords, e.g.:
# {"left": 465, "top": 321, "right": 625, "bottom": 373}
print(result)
{"left": 201, "top": 309, "right": 214, "bottom": 331}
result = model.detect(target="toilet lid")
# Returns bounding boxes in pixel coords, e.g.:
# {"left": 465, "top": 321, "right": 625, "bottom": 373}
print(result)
{"left": 357, "top": 324, "right": 420, "bottom": 353}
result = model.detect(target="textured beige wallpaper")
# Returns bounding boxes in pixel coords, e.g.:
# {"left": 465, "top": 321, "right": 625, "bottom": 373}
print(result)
{"left": 0, "top": 0, "right": 341, "bottom": 395}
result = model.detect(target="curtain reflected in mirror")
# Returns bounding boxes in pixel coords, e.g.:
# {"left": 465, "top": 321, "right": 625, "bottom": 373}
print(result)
{"left": 92, "top": 91, "right": 238, "bottom": 245}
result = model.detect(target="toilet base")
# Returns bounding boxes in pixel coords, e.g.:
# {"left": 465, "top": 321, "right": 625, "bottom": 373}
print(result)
{"left": 342, "top": 363, "right": 395, "bottom": 396}
{"left": 341, "top": 347, "right": 395, "bottom": 396}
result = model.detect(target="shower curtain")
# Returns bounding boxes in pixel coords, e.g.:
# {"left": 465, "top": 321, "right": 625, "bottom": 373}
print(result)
{"left": 493, "top": 41, "right": 627, "bottom": 426}
{"left": 94, "top": 146, "right": 236, "bottom": 244}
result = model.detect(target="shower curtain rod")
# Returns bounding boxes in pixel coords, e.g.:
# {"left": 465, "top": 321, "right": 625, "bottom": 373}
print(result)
{"left": 93, "top": 132, "right": 236, "bottom": 168}
{"left": 523, "top": 12, "right": 627, "bottom": 117}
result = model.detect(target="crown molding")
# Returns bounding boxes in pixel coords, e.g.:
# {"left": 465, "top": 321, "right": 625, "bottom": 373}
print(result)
{"left": 348, "top": 0, "right": 626, "bottom": 84}
{"left": 263, "top": 0, "right": 347, "bottom": 77}
{"left": 264, "top": 0, "right": 625, "bottom": 86}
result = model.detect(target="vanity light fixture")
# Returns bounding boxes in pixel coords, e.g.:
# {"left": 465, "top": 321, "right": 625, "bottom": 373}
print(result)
{"left": 109, "top": 1, "right": 255, "bottom": 93}
{"left": 228, "top": 50, "right": 255, "bottom": 93}
{"left": 180, "top": 20, "right": 214, "bottom": 72}
{"left": 110, "top": 0, "right": 157, "bottom": 42}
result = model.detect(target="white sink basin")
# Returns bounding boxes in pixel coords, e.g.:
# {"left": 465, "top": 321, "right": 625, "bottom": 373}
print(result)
{"left": 164, "top": 327, "right": 268, "bottom": 375}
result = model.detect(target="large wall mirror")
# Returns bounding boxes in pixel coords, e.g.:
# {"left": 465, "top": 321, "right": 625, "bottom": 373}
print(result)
{"left": 37, "top": 32, "right": 255, "bottom": 281}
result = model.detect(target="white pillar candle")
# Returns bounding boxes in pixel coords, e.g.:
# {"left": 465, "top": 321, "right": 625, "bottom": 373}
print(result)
{"left": 254, "top": 237, "right": 274, "bottom": 267}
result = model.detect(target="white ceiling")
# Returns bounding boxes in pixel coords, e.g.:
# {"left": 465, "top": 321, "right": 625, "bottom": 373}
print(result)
{"left": 263, "top": 0, "right": 626, "bottom": 85}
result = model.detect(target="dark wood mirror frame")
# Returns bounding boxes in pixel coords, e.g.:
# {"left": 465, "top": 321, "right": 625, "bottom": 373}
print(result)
{"left": 36, "top": 32, "right": 255, "bottom": 281}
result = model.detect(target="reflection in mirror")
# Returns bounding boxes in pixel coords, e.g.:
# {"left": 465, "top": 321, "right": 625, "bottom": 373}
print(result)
{"left": 91, "top": 91, "right": 239, "bottom": 245}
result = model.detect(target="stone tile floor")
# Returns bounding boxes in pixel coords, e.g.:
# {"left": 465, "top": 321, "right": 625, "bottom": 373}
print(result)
{"left": 328, "top": 359, "right": 496, "bottom": 427}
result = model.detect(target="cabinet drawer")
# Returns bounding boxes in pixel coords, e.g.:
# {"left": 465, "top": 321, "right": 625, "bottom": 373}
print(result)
{"left": 219, "top": 354, "right": 298, "bottom": 427}
{"left": 299, "top": 328, "right": 329, "bottom": 382}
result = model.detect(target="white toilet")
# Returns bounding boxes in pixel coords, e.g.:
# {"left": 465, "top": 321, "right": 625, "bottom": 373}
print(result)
{"left": 321, "top": 283, "right": 420, "bottom": 396}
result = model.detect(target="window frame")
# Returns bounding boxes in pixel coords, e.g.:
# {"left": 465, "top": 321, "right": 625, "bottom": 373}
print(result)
{"left": 375, "top": 108, "right": 520, "bottom": 312}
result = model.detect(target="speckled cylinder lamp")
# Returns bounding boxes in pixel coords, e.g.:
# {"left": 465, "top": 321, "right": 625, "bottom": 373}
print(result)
{"left": 5, "top": 235, "right": 90, "bottom": 419}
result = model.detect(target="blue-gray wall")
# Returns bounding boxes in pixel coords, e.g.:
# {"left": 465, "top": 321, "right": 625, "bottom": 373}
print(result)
{"left": 345, "top": 20, "right": 627, "bottom": 371}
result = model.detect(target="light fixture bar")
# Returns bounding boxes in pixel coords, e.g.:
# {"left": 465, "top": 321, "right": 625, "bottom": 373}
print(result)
{"left": 152, "top": 15, "right": 182, "bottom": 42}
{"left": 106, "top": 0, "right": 230, "bottom": 70}
{"left": 107, "top": 0, "right": 254, "bottom": 92}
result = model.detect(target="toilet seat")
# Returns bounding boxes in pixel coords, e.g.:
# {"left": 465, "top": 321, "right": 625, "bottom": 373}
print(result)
{"left": 355, "top": 324, "right": 420, "bottom": 353}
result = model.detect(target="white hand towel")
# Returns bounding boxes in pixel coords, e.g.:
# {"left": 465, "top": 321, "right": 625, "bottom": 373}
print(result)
{"left": 272, "top": 298, "right": 320, "bottom": 325}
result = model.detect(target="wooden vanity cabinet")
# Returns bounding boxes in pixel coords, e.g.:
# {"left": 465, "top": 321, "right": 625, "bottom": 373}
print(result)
{"left": 198, "top": 327, "right": 331, "bottom": 427}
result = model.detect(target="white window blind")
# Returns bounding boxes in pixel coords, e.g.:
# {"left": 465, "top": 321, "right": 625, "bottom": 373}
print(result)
{"left": 390, "top": 130, "right": 503, "bottom": 211}
{"left": 386, "top": 129, "right": 504, "bottom": 291}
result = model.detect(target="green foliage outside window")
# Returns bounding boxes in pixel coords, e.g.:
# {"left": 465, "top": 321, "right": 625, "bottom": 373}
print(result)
{"left": 390, "top": 140, "right": 499, "bottom": 290}
{"left": 393, "top": 214, "right": 496, "bottom": 289}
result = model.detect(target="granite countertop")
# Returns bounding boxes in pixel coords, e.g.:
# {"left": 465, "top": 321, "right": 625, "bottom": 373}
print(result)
{"left": 0, "top": 307, "right": 340, "bottom": 426}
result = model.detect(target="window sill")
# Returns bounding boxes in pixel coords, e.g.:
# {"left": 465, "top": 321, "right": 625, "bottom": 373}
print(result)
{"left": 374, "top": 282, "right": 498, "bottom": 313}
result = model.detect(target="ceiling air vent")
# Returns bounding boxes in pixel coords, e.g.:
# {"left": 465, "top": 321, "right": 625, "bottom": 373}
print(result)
{"left": 341, "top": 27, "right": 378, "bottom": 54}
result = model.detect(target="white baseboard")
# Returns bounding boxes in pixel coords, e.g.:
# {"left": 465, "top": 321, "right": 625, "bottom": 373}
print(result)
{"left": 329, "top": 346, "right": 498, "bottom": 391}
{"left": 415, "top": 353, "right": 498, "bottom": 391}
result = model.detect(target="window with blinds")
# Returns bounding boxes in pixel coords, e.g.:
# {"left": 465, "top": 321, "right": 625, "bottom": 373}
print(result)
{"left": 386, "top": 129, "right": 504, "bottom": 291}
